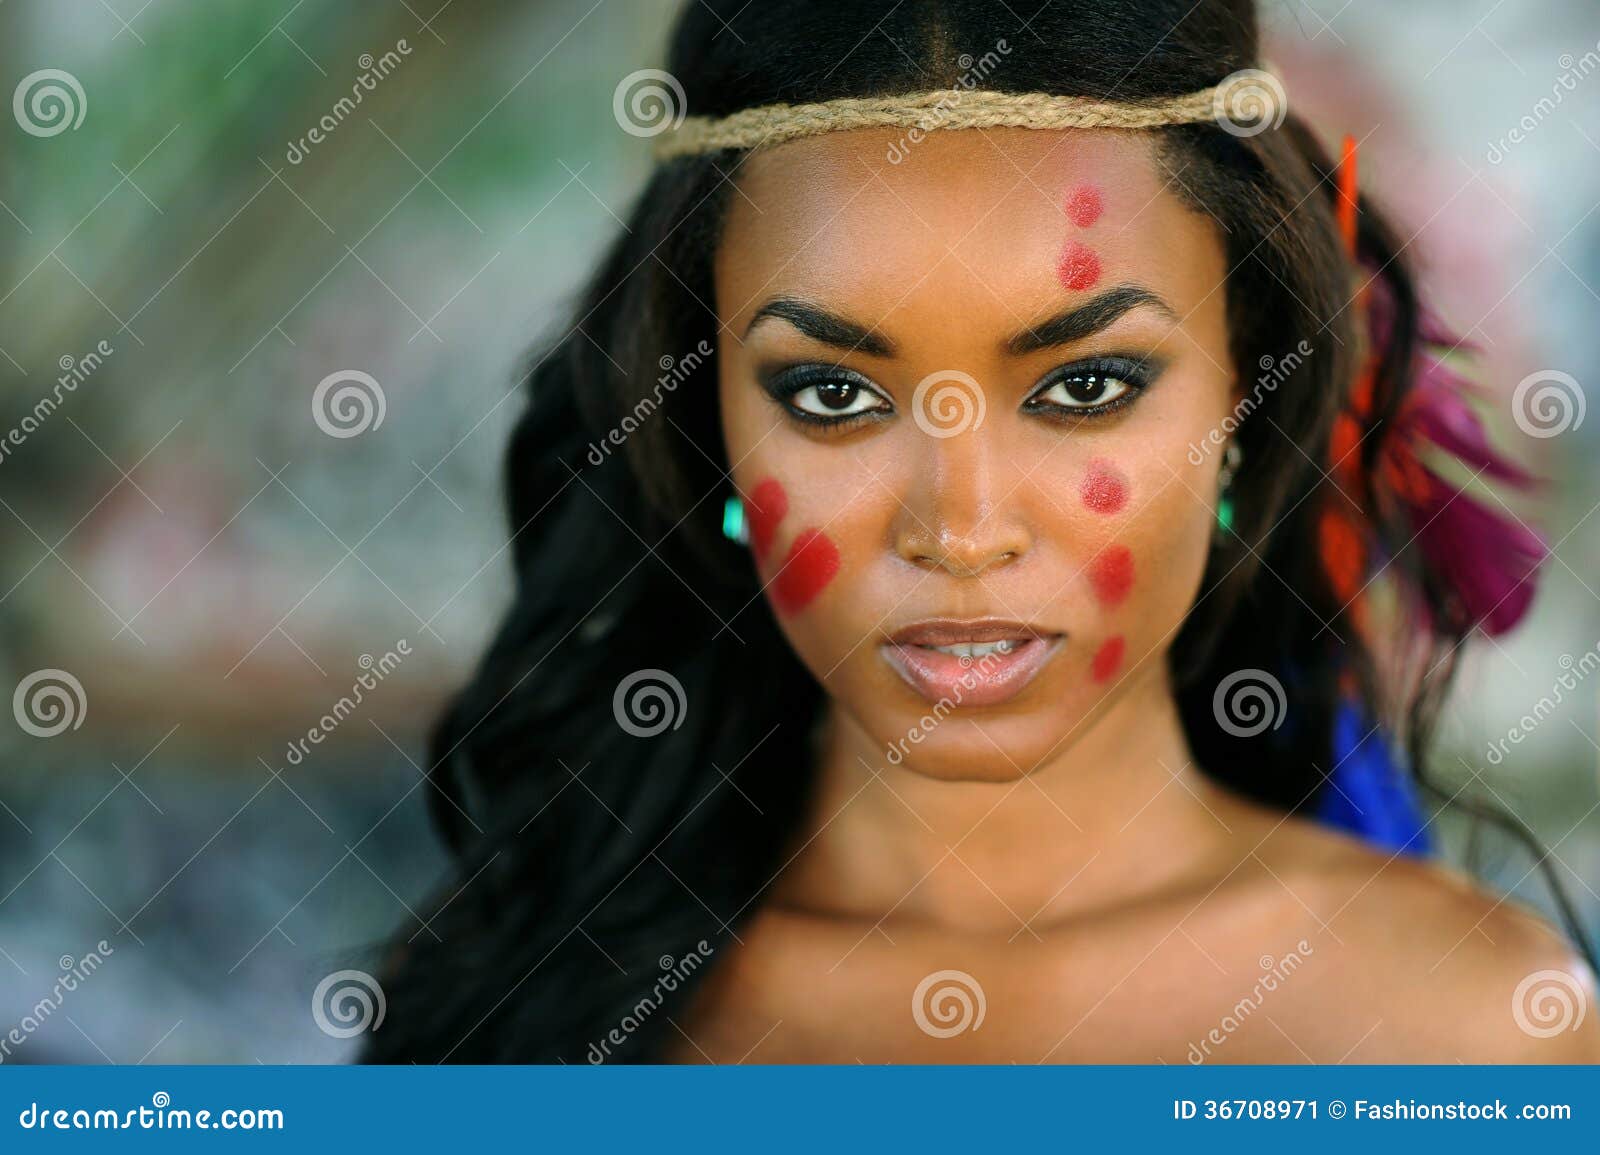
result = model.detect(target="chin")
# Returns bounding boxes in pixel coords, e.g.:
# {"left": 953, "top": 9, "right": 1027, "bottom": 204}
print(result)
{"left": 871, "top": 712, "right": 1068, "bottom": 783}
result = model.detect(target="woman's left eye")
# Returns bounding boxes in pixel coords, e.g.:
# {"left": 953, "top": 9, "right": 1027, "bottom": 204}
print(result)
{"left": 1025, "top": 358, "right": 1153, "bottom": 416}
{"left": 788, "top": 378, "right": 891, "bottom": 420}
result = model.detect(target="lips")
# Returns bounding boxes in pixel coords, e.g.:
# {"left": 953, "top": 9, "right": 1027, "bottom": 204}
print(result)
{"left": 881, "top": 618, "right": 1064, "bottom": 707}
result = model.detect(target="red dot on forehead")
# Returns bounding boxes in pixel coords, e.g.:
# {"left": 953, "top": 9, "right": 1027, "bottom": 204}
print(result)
{"left": 746, "top": 478, "right": 787, "bottom": 562}
{"left": 1088, "top": 545, "right": 1135, "bottom": 608}
{"left": 772, "top": 529, "right": 840, "bottom": 615}
{"left": 1080, "top": 459, "right": 1129, "bottom": 515}
{"left": 1064, "top": 184, "right": 1103, "bottom": 228}
{"left": 1056, "top": 241, "right": 1101, "bottom": 293}
{"left": 1090, "top": 636, "right": 1125, "bottom": 683}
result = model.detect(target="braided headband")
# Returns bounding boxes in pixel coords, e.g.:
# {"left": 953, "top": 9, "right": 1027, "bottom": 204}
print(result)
{"left": 654, "top": 74, "right": 1287, "bottom": 158}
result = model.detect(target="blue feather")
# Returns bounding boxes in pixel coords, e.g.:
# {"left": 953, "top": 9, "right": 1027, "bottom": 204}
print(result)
{"left": 1315, "top": 699, "right": 1433, "bottom": 855}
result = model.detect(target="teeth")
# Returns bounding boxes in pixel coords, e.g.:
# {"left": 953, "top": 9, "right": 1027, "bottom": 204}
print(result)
{"left": 925, "top": 639, "right": 1018, "bottom": 658}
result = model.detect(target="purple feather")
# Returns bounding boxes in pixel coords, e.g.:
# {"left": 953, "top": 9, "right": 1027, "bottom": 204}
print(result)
{"left": 1408, "top": 475, "right": 1545, "bottom": 636}
{"left": 1360, "top": 271, "right": 1547, "bottom": 636}
{"left": 1405, "top": 359, "right": 1539, "bottom": 489}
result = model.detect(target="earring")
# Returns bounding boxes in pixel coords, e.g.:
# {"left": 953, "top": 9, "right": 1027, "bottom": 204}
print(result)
{"left": 1216, "top": 441, "right": 1242, "bottom": 534}
{"left": 722, "top": 494, "right": 749, "bottom": 545}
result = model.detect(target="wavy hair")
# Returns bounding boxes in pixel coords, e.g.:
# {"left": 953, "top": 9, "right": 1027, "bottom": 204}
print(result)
{"left": 364, "top": 0, "right": 1592, "bottom": 1063}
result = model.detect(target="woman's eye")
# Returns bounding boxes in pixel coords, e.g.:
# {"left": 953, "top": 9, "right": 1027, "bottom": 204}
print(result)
{"left": 1031, "top": 369, "right": 1134, "bottom": 411}
{"left": 788, "top": 378, "right": 890, "bottom": 419}
{"left": 1024, "top": 357, "right": 1160, "bottom": 417}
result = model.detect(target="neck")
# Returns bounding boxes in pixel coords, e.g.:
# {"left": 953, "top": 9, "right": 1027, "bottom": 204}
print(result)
{"left": 775, "top": 660, "right": 1238, "bottom": 931}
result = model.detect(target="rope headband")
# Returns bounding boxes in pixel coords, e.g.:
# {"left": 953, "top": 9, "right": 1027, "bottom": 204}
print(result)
{"left": 653, "top": 70, "right": 1288, "bottom": 159}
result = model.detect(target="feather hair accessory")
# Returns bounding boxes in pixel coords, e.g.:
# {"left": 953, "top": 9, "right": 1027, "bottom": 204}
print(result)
{"left": 1320, "top": 135, "right": 1545, "bottom": 641}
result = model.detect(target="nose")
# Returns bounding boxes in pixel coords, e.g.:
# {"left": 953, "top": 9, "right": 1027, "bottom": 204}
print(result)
{"left": 893, "top": 419, "right": 1032, "bottom": 577}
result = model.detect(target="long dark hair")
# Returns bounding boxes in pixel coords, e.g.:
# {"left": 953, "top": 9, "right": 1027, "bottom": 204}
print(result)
{"left": 364, "top": 0, "right": 1592, "bottom": 1063}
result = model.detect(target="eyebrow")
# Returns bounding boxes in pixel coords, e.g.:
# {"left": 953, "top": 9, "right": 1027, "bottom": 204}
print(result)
{"left": 744, "top": 283, "right": 1176, "bottom": 361}
{"left": 745, "top": 298, "right": 895, "bottom": 358}
{"left": 1007, "top": 285, "right": 1178, "bottom": 356}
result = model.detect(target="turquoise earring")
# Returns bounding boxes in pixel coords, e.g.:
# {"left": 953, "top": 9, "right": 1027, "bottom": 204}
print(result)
{"left": 722, "top": 495, "right": 748, "bottom": 545}
{"left": 1216, "top": 441, "right": 1242, "bottom": 534}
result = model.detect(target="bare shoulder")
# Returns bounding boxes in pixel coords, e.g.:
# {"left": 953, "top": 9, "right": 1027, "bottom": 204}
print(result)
{"left": 1237, "top": 804, "right": 1600, "bottom": 1062}
{"left": 675, "top": 797, "right": 1600, "bottom": 1064}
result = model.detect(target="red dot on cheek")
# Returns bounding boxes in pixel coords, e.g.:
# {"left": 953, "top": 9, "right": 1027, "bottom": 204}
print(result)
{"left": 1056, "top": 241, "right": 1101, "bottom": 292}
{"left": 1064, "top": 184, "right": 1103, "bottom": 228}
{"left": 772, "top": 529, "right": 840, "bottom": 615}
{"left": 746, "top": 478, "right": 788, "bottom": 562}
{"left": 1090, "top": 636, "right": 1125, "bottom": 683}
{"left": 1088, "top": 545, "right": 1135, "bottom": 608}
{"left": 1080, "top": 459, "right": 1129, "bottom": 515}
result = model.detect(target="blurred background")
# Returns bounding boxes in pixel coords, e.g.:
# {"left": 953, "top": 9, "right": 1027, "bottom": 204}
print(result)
{"left": 0, "top": 0, "right": 1596, "bottom": 1062}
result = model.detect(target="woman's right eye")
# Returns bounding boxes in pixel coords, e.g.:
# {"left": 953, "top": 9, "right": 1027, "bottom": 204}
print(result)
{"left": 765, "top": 366, "right": 894, "bottom": 426}
{"left": 789, "top": 378, "right": 891, "bottom": 419}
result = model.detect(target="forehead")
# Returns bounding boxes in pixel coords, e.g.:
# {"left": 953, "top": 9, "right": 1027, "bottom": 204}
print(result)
{"left": 715, "top": 127, "right": 1223, "bottom": 334}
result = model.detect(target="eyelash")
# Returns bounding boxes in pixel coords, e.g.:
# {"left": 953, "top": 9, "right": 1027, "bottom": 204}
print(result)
{"left": 1021, "top": 355, "right": 1162, "bottom": 423}
{"left": 762, "top": 364, "right": 894, "bottom": 430}
{"left": 760, "top": 356, "right": 1162, "bottom": 431}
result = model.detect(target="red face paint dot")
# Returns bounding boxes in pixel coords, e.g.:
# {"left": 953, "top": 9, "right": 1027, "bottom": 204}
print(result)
{"left": 1090, "top": 636, "right": 1125, "bottom": 683}
{"left": 1064, "top": 184, "right": 1103, "bottom": 228}
{"left": 1056, "top": 241, "right": 1101, "bottom": 292}
{"left": 772, "top": 529, "right": 840, "bottom": 614}
{"left": 1080, "top": 459, "right": 1129, "bottom": 515}
{"left": 746, "top": 478, "right": 788, "bottom": 562}
{"left": 1088, "top": 545, "right": 1135, "bottom": 608}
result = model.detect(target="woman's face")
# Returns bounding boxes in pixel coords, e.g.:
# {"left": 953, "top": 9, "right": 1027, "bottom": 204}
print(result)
{"left": 715, "top": 127, "right": 1236, "bottom": 782}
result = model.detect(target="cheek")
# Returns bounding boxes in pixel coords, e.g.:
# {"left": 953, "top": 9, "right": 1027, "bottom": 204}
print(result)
{"left": 743, "top": 475, "right": 843, "bottom": 616}
{"left": 1079, "top": 457, "right": 1129, "bottom": 515}
{"left": 1087, "top": 544, "right": 1135, "bottom": 608}
{"left": 746, "top": 477, "right": 788, "bottom": 562}
{"left": 772, "top": 530, "right": 841, "bottom": 615}
{"left": 1073, "top": 462, "right": 1214, "bottom": 684}
{"left": 1090, "top": 636, "right": 1126, "bottom": 683}
{"left": 1061, "top": 453, "right": 1190, "bottom": 687}
{"left": 1079, "top": 459, "right": 1136, "bottom": 609}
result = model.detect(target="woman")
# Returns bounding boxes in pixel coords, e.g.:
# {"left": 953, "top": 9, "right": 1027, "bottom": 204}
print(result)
{"left": 366, "top": 0, "right": 1600, "bottom": 1063}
